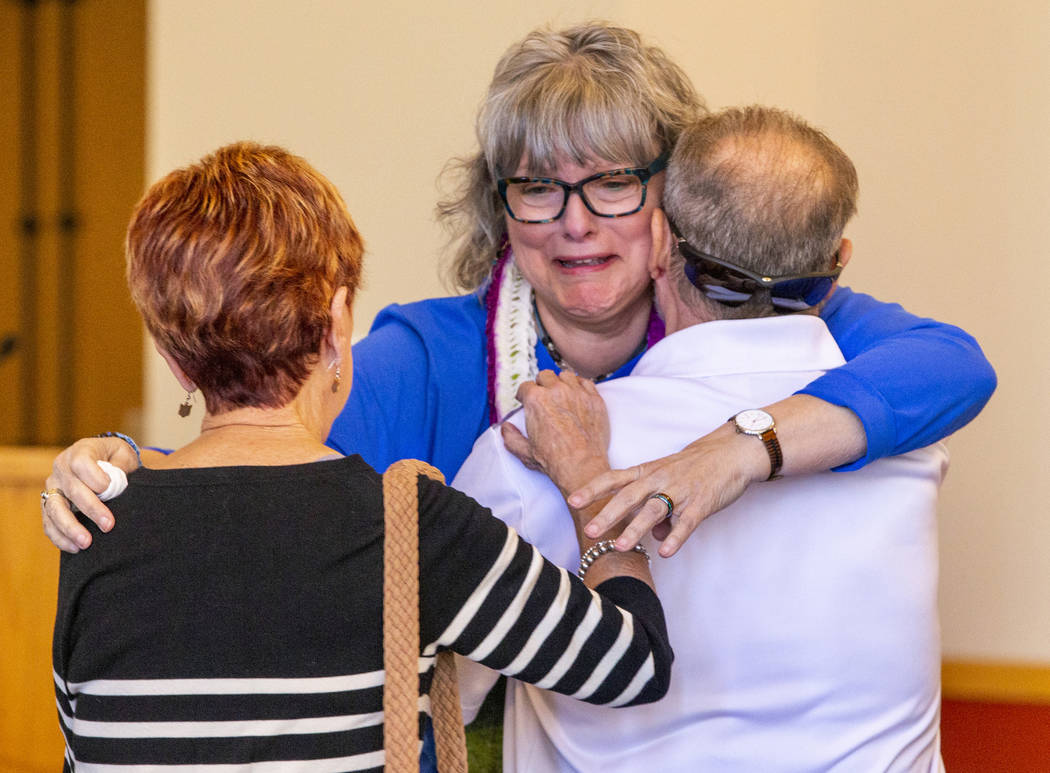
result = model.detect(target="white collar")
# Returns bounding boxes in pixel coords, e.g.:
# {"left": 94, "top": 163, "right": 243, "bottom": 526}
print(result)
{"left": 632, "top": 315, "right": 846, "bottom": 380}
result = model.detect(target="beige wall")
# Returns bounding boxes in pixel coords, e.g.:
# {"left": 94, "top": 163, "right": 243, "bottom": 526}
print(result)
{"left": 144, "top": 0, "right": 1049, "bottom": 662}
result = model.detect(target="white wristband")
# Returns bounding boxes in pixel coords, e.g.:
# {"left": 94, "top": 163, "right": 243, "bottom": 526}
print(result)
{"left": 97, "top": 460, "right": 129, "bottom": 501}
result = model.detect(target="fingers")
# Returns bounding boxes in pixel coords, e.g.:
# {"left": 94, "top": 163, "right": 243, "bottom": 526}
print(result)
{"left": 67, "top": 450, "right": 113, "bottom": 493}
{"left": 500, "top": 422, "right": 540, "bottom": 471}
{"left": 576, "top": 462, "right": 662, "bottom": 534}
{"left": 517, "top": 369, "right": 590, "bottom": 402}
{"left": 567, "top": 466, "right": 639, "bottom": 509}
{"left": 657, "top": 503, "right": 710, "bottom": 558}
{"left": 45, "top": 439, "right": 123, "bottom": 551}
{"left": 535, "top": 369, "right": 561, "bottom": 386}
{"left": 41, "top": 478, "right": 116, "bottom": 552}
{"left": 609, "top": 494, "right": 677, "bottom": 550}
{"left": 650, "top": 518, "right": 672, "bottom": 542}
{"left": 41, "top": 486, "right": 83, "bottom": 552}
{"left": 41, "top": 475, "right": 92, "bottom": 551}
{"left": 573, "top": 457, "right": 719, "bottom": 556}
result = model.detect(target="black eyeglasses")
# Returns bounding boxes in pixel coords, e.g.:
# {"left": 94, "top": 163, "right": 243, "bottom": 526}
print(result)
{"left": 497, "top": 153, "right": 668, "bottom": 224}
{"left": 674, "top": 235, "right": 842, "bottom": 312}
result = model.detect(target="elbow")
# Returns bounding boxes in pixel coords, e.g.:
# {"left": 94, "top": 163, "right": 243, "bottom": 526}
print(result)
{"left": 648, "top": 646, "right": 674, "bottom": 701}
{"left": 974, "top": 359, "right": 998, "bottom": 407}
{"left": 621, "top": 643, "right": 675, "bottom": 707}
{"left": 642, "top": 651, "right": 676, "bottom": 705}
{"left": 952, "top": 338, "right": 998, "bottom": 425}
{"left": 951, "top": 327, "right": 998, "bottom": 408}
{"left": 635, "top": 608, "right": 675, "bottom": 703}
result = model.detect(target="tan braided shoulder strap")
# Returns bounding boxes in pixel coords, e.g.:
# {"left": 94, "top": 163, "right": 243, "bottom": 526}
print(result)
{"left": 382, "top": 459, "right": 468, "bottom": 773}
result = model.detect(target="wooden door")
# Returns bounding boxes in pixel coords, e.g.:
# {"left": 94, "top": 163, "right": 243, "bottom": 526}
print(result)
{"left": 0, "top": 0, "right": 145, "bottom": 447}
{"left": 0, "top": 447, "right": 64, "bottom": 771}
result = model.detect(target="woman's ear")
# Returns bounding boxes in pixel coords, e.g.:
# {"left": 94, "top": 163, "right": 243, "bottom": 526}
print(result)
{"left": 324, "top": 286, "right": 352, "bottom": 361}
{"left": 649, "top": 208, "right": 672, "bottom": 279}
{"left": 154, "top": 341, "right": 197, "bottom": 393}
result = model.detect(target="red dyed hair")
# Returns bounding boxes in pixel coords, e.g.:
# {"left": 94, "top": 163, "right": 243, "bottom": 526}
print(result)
{"left": 126, "top": 142, "right": 364, "bottom": 414}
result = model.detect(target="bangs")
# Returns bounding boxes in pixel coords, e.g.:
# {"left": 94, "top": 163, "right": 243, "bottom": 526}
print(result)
{"left": 483, "top": 66, "right": 661, "bottom": 177}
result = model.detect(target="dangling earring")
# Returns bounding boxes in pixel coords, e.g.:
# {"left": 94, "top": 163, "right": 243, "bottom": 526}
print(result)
{"left": 178, "top": 390, "right": 195, "bottom": 417}
{"left": 328, "top": 358, "right": 341, "bottom": 393}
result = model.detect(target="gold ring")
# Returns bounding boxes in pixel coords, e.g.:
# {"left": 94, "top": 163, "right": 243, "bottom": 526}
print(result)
{"left": 40, "top": 487, "right": 65, "bottom": 505}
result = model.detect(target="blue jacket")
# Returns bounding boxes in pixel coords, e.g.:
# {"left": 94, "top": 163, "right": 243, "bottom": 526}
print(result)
{"left": 329, "top": 286, "right": 996, "bottom": 480}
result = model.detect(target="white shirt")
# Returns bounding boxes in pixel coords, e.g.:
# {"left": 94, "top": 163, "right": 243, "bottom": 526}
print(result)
{"left": 454, "top": 315, "right": 948, "bottom": 773}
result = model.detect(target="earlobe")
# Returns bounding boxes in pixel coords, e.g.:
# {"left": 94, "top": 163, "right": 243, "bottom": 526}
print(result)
{"left": 649, "top": 209, "right": 672, "bottom": 278}
{"left": 154, "top": 341, "right": 197, "bottom": 393}
{"left": 837, "top": 238, "right": 853, "bottom": 268}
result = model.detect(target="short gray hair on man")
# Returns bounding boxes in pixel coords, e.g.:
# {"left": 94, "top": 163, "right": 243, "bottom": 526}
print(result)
{"left": 664, "top": 106, "right": 858, "bottom": 316}
{"left": 438, "top": 20, "right": 705, "bottom": 291}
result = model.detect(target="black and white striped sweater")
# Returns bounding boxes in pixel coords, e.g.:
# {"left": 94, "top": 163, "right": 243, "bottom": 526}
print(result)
{"left": 53, "top": 455, "right": 672, "bottom": 770}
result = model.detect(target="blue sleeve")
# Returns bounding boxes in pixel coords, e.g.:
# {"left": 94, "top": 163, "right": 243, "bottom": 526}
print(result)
{"left": 810, "top": 286, "right": 997, "bottom": 470}
{"left": 325, "top": 297, "right": 491, "bottom": 480}
{"left": 327, "top": 312, "right": 434, "bottom": 471}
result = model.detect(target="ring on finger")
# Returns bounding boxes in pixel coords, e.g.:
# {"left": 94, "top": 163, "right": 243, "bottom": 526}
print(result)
{"left": 647, "top": 491, "right": 674, "bottom": 519}
{"left": 41, "top": 487, "right": 66, "bottom": 505}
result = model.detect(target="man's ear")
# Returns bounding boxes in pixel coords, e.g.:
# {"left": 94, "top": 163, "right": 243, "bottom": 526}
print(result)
{"left": 837, "top": 237, "right": 853, "bottom": 268}
{"left": 650, "top": 208, "right": 672, "bottom": 279}
{"left": 154, "top": 341, "right": 197, "bottom": 393}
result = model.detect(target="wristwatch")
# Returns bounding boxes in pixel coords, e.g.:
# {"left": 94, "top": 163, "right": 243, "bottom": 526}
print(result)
{"left": 729, "top": 409, "right": 783, "bottom": 481}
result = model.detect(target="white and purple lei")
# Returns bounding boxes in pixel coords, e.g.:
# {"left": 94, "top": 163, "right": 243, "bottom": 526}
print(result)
{"left": 484, "top": 244, "right": 664, "bottom": 425}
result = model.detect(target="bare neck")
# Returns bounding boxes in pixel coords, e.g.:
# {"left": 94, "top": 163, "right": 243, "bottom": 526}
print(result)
{"left": 154, "top": 403, "right": 337, "bottom": 469}
{"left": 535, "top": 298, "right": 653, "bottom": 380}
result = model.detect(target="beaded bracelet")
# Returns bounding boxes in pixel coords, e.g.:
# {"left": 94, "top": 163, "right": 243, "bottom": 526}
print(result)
{"left": 96, "top": 431, "right": 142, "bottom": 468}
{"left": 578, "top": 539, "right": 650, "bottom": 580}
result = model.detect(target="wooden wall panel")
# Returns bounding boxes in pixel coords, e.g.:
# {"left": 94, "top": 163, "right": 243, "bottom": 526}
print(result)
{"left": 69, "top": 0, "right": 146, "bottom": 442}
{"left": 0, "top": 447, "right": 64, "bottom": 771}
{"left": 0, "top": 0, "right": 145, "bottom": 447}
{"left": 0, "top": 1, "right": 25, "bottom": 445}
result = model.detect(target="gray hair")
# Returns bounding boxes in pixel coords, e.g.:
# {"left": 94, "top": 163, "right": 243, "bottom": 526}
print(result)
{"left": 664, "top": 106, "right": 858, "bottom": 317}
{"left": 438, "top": 21, "right": 705, "bottom": 291}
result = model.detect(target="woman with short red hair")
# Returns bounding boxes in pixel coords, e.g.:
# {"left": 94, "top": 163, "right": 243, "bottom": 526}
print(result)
{"left": 51, "top": 141, "right": 673, "bottom": 768}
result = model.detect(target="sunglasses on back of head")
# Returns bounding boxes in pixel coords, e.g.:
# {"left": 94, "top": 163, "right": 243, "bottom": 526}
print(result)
{"left": 673, "top": 234, "right": 842, "bottom": 313}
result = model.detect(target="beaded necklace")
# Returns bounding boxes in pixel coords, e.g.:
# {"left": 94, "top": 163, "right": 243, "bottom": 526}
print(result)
{"left": 531, "top": 294, "right": 648, "bottom": 383}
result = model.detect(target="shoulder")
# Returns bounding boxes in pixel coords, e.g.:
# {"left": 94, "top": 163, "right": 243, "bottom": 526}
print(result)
{"left": 368, "top": 293, "right": 486, "bottom": 339}
{"left": 352, "top": 294, "right": 486, "bottom": 370}
{"left": 416, "top": 472, "right": 511, "bottom": 547}
{"left": 821, "top": 285, "right": 901, "bottom": 321}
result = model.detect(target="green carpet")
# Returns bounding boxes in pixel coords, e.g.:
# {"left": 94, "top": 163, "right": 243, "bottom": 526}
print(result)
{"left": 464, "top": 675, "right": 505, "bottom": 772}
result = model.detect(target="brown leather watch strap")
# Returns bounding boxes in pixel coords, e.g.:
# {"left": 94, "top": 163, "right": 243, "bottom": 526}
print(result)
{"left": 758, "top": 428, "right": 783, "bottom": 480}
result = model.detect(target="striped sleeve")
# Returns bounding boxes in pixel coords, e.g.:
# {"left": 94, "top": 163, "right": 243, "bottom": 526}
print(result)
{"left": 417, "top": 477, "right": 673, "bottom": 707}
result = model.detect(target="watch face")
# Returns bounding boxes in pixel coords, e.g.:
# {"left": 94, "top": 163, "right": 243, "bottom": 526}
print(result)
{"left": 736, "top": 409, "right": 774, "bottom": 433}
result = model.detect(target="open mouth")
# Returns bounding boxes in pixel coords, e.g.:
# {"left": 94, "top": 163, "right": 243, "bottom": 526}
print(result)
{"left": 556, "top": 256, "right": 614, "bottom": 268}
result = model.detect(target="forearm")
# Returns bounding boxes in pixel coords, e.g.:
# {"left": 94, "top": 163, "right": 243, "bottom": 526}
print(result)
{"left": 762, "top": 394, "right": 866, "bottom": 477}
{"left": 569, "top": 396, "right": 867, "bottom": 559}
{"left": 421, "top": 482, "right": 672, "bottom": 706}
{"left": 547, "top": 455, "right": 654, "bottom": 590}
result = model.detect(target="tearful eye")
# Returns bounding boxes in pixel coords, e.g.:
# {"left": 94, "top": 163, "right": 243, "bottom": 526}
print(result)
{"left": 518, "top": 182, "right": 560, "bottom": 198}
{"left": 589, "top": 175, "right": 641, "bottom": 199}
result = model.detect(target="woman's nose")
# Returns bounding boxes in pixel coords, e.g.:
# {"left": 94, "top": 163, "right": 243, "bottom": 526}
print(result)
{"left": 559, "top": 190, "right": 597, "bottom": 239}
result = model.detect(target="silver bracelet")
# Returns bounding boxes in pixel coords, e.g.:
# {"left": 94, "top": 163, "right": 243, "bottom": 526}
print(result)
{"left": 578, "top": 539, "right": 650, "bottom": 580}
